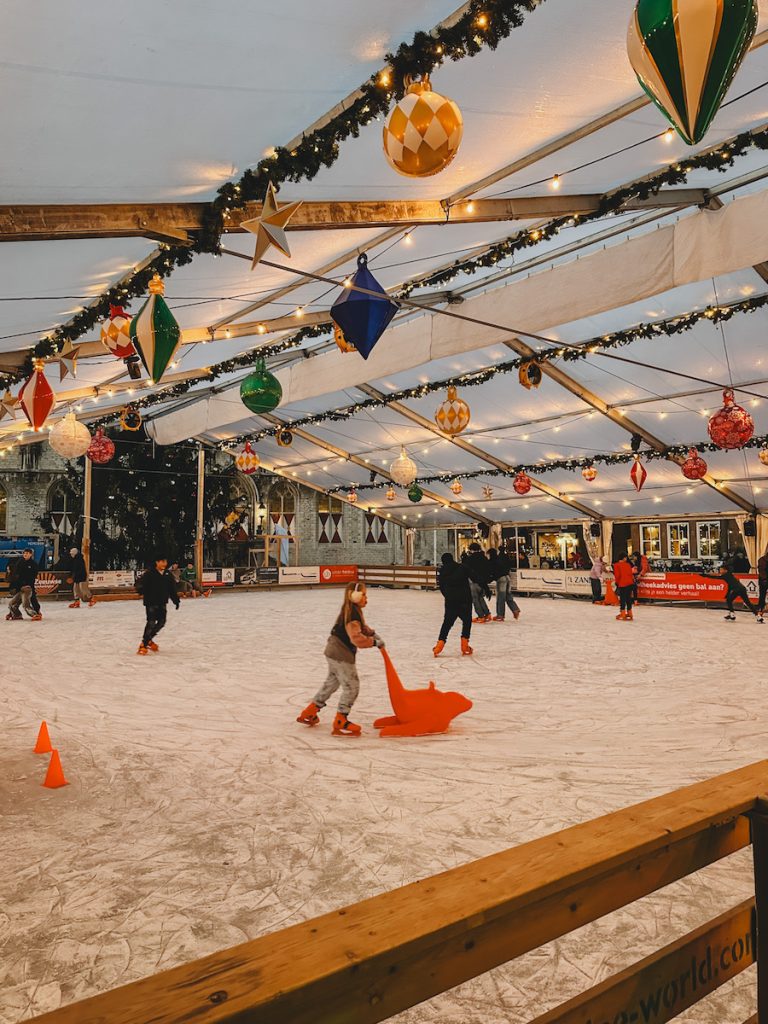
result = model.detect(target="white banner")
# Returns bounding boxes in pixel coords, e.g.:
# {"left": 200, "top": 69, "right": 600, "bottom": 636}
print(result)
{"left": 89, "top": 570, "right": 136, "bottom": 589}
{"left": 513, "top": 569, "right": 595, "bottom": 596}
{"left": 279, "top": 566, "right": 320, "bottom": 585}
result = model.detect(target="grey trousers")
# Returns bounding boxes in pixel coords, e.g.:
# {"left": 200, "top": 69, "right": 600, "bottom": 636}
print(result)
{"left": 9, "top": 586, "right": 33, "bottom": 616}
{"left": 313, "top": 657, "right": 360, "bottom": 715}
{"left": 470, "top": 580, "right": 490, "bottom": 618}
{"left": 496, "top": 575, "right": 520, "bottom": 617}
{"left": 73, "top": 580, "right": 92, "bottom": 602}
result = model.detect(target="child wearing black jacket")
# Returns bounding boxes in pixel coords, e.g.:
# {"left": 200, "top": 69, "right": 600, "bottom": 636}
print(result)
{"left": 135, "top": 557, "right": 180, "bottom": 654}
{"left": 433, "top": 553, "right": 473, "bottom": 657}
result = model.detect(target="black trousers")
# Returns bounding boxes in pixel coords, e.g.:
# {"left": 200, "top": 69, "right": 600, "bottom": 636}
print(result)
{"left": 727, "top": 586, "right": 756, "bottom": 614}
{"left": 142, "top": 604, "right": 168, "bottom": 646}
{"left": 618, "top": 585, "right": 634, "bottom": 612}
{"left": 439, "top": 600, "right": 472, "bottom": 642}
{"left": 590, "top": 577, "right": 602, "bottom": 602}
{"left": 759, "top": 580, "right": 768, "bottom": 613}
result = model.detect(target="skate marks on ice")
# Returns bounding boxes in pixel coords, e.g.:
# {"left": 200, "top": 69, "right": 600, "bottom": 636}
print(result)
{"left": 1, "top": 591, "right": 766, "bottom": 1023}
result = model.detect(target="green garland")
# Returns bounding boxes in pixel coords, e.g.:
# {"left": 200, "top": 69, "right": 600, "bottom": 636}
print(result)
{"left": 13, "top": 0, "right": 542, "bottom": 377}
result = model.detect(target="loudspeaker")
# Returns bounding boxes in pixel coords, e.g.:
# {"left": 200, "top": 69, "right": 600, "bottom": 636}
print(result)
{"left": 744, "top": 519, "right": 757, "bottom": 538}
{"left": 590, "top": 523, "right": 602, "bottom": 537}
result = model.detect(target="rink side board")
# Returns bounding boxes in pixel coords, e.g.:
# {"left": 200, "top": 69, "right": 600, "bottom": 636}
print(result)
{"left": 26, "top": 761, "right": 768, "bottom": 1024}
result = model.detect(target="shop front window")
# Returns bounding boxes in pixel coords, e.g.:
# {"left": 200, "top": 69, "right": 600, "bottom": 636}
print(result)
{"left": 697, "top": 521, "right": 722, "bottom": 560}
{"left": 667, "top": 522, "right": 690, "bottom": 559}
{"left": 640, "top": 524, "right": 661, "bottom": 559}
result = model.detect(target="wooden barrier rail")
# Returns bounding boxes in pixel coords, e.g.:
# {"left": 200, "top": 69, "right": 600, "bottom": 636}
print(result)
{"left": 25, "top": 761, "right": 768, "bottom": 1024}
{"left": 359, "top": 564, "right": 437, "bottom": 589}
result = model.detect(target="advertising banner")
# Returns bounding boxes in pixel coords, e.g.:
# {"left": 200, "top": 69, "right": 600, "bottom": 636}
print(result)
{"left": 258, "top": 566, "right": 280, "bottom": 584}
{"left": 35, "top": 571, "right": 66, "bottom": 595}
{"left": 637, "top": 573, "right": 759, "bottom": 602}
{"left": 514, "top": 569, "right": 567, "bottom": 593}
{"left": 279, "top": 566, "right": 321, "bottom": 585}
{"left": 202, "top": 568, "right": 235, "bottom": 588}
{"left": 319, "top": 565, "right": 358, "bottom": 585}
{"left": 89, "top": 570, "right": 136, "bottom": 589}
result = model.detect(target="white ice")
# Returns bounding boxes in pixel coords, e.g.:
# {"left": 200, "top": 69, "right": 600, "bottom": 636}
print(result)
{"left": 1, "top": 588, "right": 764, "bottom": 1023}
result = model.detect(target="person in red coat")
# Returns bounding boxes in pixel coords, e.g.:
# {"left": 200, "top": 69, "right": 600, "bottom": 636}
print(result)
{"left": 613, "top": 554, "right": 636, "bottom": 621}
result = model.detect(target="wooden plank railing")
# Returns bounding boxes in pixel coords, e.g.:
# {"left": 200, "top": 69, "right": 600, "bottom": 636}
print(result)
{"left": 25, "top": 762, "right": 768, "bottom": 1024}
{"left": 359, "top": 564, "right": 437, "bottom": 589}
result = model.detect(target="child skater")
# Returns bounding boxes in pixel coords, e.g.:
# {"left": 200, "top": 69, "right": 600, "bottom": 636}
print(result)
{"left": 297, "top": 581, "right": 384, "bottom": 736}
{"left": 433, "top": 552, "right": 473, "bottom": 657}
{"left": 135, "top": 556, "right": 180, "bottom": 654}
{"left": 699, "top": 564, "right": 760, "bottom": 622}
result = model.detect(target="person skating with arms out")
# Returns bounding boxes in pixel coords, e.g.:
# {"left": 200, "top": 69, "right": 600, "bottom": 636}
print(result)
{"left": 699, "top": 564, "right": 760, "bottom": 622}
{"left": 135, "top": 556, "right": 180, "bottom": 655}
{"left": 297, "top": 581, "right": 384, "bottom": 736}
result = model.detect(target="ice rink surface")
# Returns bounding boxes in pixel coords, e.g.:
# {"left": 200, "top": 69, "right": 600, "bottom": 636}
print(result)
{"left": 1, "top": 587, "right": 765, "bottom": 1022}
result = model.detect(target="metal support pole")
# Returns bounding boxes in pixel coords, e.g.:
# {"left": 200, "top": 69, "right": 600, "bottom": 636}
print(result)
{"left": 195, "top": 446, "right": 205, "bottom": 589}
{"left": 750, "top": 799, "right": 768, "bottom": 1023}
{"left": 82, "top": 456, "right": 92, "bottom": 572}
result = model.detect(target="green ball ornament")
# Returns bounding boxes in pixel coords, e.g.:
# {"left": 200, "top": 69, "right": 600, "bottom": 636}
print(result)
{"left": 627, "top": 0, "right": 758, "bottom": 145}
{"left": 240, "top": 358, "right": 282, "bottom": 415}
{"left": 407, "top": 482, "right": 423, "bottom": 503}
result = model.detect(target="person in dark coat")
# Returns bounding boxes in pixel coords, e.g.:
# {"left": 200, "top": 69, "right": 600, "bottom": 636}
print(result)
{"left": 67, "top": 546, "right": 93, "bottom": 608}
{"left": 433, "top": 553, "right": 473, "bottom": 657}
{"left": 6, "top": 548, "right": 42, "bottom": 621}
{"left": 700, "top": 565, "right": 759, "bottom": 621}
{"left": 731, "top": 548, "right": 751, "bottom": 573}
{"left": 758, "top": 548, "right": 768, "bottom": 620}
{"left": 464, "top": 542, "right": 492, "bottom": 623}
{"left": 135, "top": 556, "right": 180, "bottom": 654}
{"left": 487, "top": 547, "right": 521, "bottom": 621}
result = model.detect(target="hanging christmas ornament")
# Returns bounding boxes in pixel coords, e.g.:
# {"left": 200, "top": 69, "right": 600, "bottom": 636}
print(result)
{"left": 519, "top": 361, "right": 543, "bottom": 390}
{"left": 383, "top": 74, "right": 463, "bottom": 177}
{"left": 234, "top": 441, "right": 260, "bottom": 475}
{"left": 86, "top": 427, "right": 115, "bottom": 465}
{"left": 450, "top": 478, "right": 463, "bottom": 496}
{"left": 435, "top": 385, "right": 471, "bottom": 435}
{"left": 513, "top": 471, "right": 532, "bottom": 496}
{"left": 408, "top": 482, "right": 424, "bottom": 503}
{"left": 482, "top": 485, "right": 494, "bottom": 500}
{"left": 58, "top": 339, "right": 81, "bottom": 382}
{"left": 759, "top": 448, "right": 768, "bottom": 466}
{"left": 627, "top": 0, "right": 758, "bottom": 146}
{"left": 389, "top": 447, "right": 417, "bottom": 487}
{"left": 276, "top": 428, "right": 294, "bottom": 448}
{"left": 100, "top": 304, "right": 136, "bottom": 359}
{"left": 19, "top": 359, "right": 55, "bottom": 431}
{"left": 386, "top": 486, "right": 396, "bottom": 502}
{"left": 630, "top": 455, "right": 648, "bottom": 492}
{"left": 0, "top": 389, "right": 19, "bottom": 421}
{"left": 49, "top": 411, "right": 91, "bottom": 460}
{"left": 348, "top": 489, "right": 359, "bottom": 504}
{"left": 129, "top": 274, "right": 181, "bottom": 383}
{"left": 681, "top": 448, "right": 708, "bottom": 480}
{"left": 708, "top": 388, "right": 754, "bottom": 449}
{"left": 240, "top": 357, "right": 283, "bottom": 415}
{"left": 119, "top": 404, "right": 142, "bottom": 431}
{"left": 240, "top": 181, "right": 303, "bottom": 269}
{"left": 333, "top": 323, "right": 357, "bottom": 355}
{"left": 330, "top": 253, "right": 398, "bottom": 361}
{"left": 582, "top": 463, "right": 598, "bottom": 482}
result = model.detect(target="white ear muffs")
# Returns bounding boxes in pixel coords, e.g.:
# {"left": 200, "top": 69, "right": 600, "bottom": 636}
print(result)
{"left": 349, "top": 583, "right": 364, "bottom": 605}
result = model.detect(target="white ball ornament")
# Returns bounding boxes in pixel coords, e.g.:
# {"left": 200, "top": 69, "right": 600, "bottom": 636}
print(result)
{"left": 49, "top": 411, "right": 91, "bottom": 459}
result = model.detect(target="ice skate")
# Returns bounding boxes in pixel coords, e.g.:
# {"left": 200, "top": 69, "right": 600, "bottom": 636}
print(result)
{"left": 758, "top": 615, "right": 764, "bottom": 624}
{"left": 513, "top": 609, "right": 521, "bottom": 620}
{"left": 147, "top": 641, "right": 159, "bottom": 652}
{"left": 461, "top": 637, "right": 473, "bottom": 656}
{"left": 433, "top": 640, "right": 445, "bottom": 657}
{"left": 137, "top": 644, "right": 149, "bottom": 655}
{"left": 626, "top": 610, "right": 634, "bottom": 621}
{"left": 30, "top": 613, "right": 43, "bottom": 621}
{"left": 68, "top": 600, "right": 80, "bottom": 609}
{"left": 472, "top": 615, "right": 491, "bottom": 624}
{"left": 203, "top": 589, "right": 213, "bottom": 598}
{"left": 296, "top": 702, "right": 320, "bottom": 726}
{"left": 492, "top": 615, "right": 505, "bottom": 622}
{"left": 88, "top": 598, "right": 97, "bottom": 607}
{"left": 616, "top": 612, "right": 627, "bottom": 621}
{"left": 5, "top": 611, "right": 22, "bottom": 621}
{"left": 724, "top": 613, "right": 736, "bottom": 621}
{"left": 332, "top": 712, "right": 361, "bottom": 736}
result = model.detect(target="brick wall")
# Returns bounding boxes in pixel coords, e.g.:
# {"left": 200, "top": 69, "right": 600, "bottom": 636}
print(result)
{"left": 0, "top": 445, "right": 73, "bottom": 537}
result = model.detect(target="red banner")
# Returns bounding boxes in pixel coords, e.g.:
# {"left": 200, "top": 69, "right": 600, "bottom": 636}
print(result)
{"left": 319, "top": 565, "right": 358, "bottom": 584}
{"left": 636, "top": 573, "right": 759, "bottom": 602}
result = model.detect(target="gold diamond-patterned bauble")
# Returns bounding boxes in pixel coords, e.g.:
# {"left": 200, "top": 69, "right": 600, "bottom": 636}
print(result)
{"left": 681, "top": 448, "right": 708, "bottom": 480}
{"left": 759, "top": 449, "right": 768, "bottom": 466}
{"left": 582, "top": 464, "right": 598, "bottom": 482}
{"left": 49, "top": 411, "right": 91, "bottom": 460}
{"left": 389, "top": 447, "right": 417, "bottom": 487}
{"left": 348, "top": 489, "right": 358, "bottom": 504}
{"left": 435, "top": 385, "right": 471, "bottom": 435}
{"left": 513, "top": 471, "right": 532, "bottom": 496}
{"left": 386, "top": 486, "right": 396, "bottom": 502}
{"left": 450, "top": 478, "right": 463, "bottom": 495}
{"left": 383, "top": 75, "right": 463, "bottom": 178}
{"left": 276, "top": 428, "right": 294, "bottom": 448}
{"left": 707, "top": 389, "right": 754, "bottom": 449}
{"left": 234, "top": 441, "right": 260, "bottom": 475}
{"left": 519, "top": 361, "right": 543, "bottom": 390}
{"left": 333, "top": 323, "right": 357, "bottom": 355}
{"left": 100, "top": 305, "right": 136, "bottom": 360}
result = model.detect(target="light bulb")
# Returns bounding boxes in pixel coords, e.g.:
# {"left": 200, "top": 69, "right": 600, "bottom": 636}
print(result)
{"left": 550, "top": 174, "right": 561, "bottom": 191}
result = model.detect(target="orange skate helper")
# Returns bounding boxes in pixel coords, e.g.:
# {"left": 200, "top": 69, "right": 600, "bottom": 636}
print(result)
{"left": 374, "top": 649, "right": 472, "bottom": 737}
{"left": 297, "top": 581, "right": 380, "bottom": 736}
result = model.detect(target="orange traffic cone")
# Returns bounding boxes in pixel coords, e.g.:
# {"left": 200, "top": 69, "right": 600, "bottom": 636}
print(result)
{"left": 34, "top": 721, "right": 52, "bottom": 754}
{"left": 42, "top": 749, "right": 69, "bottom": 789}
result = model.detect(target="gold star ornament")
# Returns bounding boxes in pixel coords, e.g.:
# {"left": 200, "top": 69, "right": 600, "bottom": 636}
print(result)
{"left": 58, "top": 339, "right": 81, "bottom": 381}
{"left": 0, "top": 389, "right": 20, "bottom": 421}
{"left": 241, "top": 182, "right": 303, "bottom": 270}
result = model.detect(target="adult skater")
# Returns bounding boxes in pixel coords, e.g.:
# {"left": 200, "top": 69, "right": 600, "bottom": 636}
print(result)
{"left": 629, "top": 551, "right": 649, "bottom": 604}
{"left": 699, "top": 565, "right": 760, "bottom": 622}
{"left": 297, "top": 581, "right": 384, "bottom": 736}
{"left": 67, "top": 546, "right": 94, "bottom": 608}
{"left": 612, "top": 553, "right": 636, "bottom": 622}
{"left": 135, "top": 556, "right": 180, "bottom": 655}
{"left": 465, "top": 542, "right": 493, "bottom": 623}
{"left": 6, "top": 548, "right": 42, "bottom": 621}
{"left": 589, "top": 554, "right": 606, "bottom": 603}
{"left": 433, "top": 552, "right": 473, "bottom": 657}
{"left": 758, "top": 548, "right": 768, "bottom": 620}
{"left": 488, "top": 547, "right": 521, "bottom": 622}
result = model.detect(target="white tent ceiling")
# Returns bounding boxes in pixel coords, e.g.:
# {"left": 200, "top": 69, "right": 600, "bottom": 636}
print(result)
{"left": 2, "top": 0, "right": 768, "bottom": 526}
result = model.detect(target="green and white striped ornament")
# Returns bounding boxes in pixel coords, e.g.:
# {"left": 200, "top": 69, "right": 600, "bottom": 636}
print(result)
{"left": 129, "top": 273, "right": 181, "bottom": 383}
{"left": 627, "top": 0, "right": 758, "bottom": 145}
